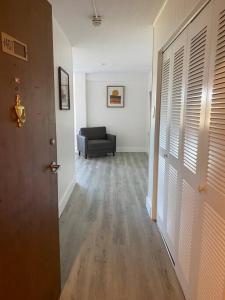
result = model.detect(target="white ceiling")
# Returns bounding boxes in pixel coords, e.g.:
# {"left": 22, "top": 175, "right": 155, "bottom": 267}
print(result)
{"left": 50, "top": 0, "right": 164, "bottom": 73}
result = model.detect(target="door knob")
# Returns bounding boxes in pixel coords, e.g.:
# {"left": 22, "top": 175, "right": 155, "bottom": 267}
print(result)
{"left": 198, "top": 185, "right": 205, "bottom": 193}
{"left": 48, "top": 161, "right": 61, "bottom": 173}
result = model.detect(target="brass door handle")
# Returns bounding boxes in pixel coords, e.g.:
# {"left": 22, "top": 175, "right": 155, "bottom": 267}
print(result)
{"left": 48, "top": 162, "right": 61, "bottom": 173}
{"left": 198, "top": 185, "right": 205, "bottom": 193}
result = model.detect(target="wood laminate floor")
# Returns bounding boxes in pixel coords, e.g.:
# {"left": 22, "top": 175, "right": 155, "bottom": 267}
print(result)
{"left": 59, "top": 153, "right": 185, "bottom": 300}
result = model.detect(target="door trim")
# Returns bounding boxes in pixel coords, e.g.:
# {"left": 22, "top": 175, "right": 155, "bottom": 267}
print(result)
{"left": 152, "top": 0, "right": 212, "bottom": 221}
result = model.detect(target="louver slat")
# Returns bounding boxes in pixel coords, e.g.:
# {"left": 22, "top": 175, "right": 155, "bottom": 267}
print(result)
{"left": 207, "top": 9, "right": 225, "bottom": 195}
{"left": 159, "top": 59, "right": 170, "bottom": 149}
{"left": 197, "top": 203, "right": 225, "bottom": 300}
{"left": 170, "top": 46, "right": 184, "bottom": 159}
{"left": 184, "top": 27, "right": 207, "bottom": 174}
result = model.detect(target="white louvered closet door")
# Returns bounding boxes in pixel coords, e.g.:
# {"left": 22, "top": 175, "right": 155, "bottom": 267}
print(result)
{"left": 157, "top": 47, "right": 172, "bottom": 235}
{"left": 157, "top": 1, "right": 225, "bottom": 299}
{"left": 176, "top": 3, "right": 213, "bottom": 300}
{"left": 196, "top": 1, "right": 225, "bottom": 299}
{"left": 164, "top": 31, "right": 187, "bottom": 262}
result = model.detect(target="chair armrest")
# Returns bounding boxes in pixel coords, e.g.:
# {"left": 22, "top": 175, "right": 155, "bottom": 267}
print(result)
{"left": 106, "top": 134, "right": 116, "bottom": 148}
{"left": 77, "top": 135, "right": 88, "bottom": 154}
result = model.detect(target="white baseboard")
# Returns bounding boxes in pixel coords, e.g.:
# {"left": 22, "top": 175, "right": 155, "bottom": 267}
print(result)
{"left": 146, "top": 195, "right": 152, "bottom": 216}
{"left": 117, "top": 146, "right": 148, "bottom": 153}
{"left": 58, "top": 177, "right": 76, "bottom": 217}
{"left": 75, "top": 147, "right": 148, "bottom": 153}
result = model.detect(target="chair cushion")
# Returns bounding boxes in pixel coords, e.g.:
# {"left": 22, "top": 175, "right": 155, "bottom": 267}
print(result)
{"left": 80, "top": 127, "right": 106, "bottom": 140}
{"left": 88, "top": 139, "right": 113, "bottom": 150}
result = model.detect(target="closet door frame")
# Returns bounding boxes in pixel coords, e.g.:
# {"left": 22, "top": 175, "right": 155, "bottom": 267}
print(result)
{"left": 155, "top": 2, "right": 225, "bottom": 300}
{"left": 154, "top": 1, "right": 213, "bottom": 300}
{"left": 153, "top": 0, "right": 211, "bottom": 221}
{"left": 149, "top": 49, "right": 163, "bottom": 221}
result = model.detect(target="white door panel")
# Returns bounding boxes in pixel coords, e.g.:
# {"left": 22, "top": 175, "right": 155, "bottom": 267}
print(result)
{"left": 157, "top": 47, "right": 173, "bottom": 236}
{"left": 196, "top": 1, "right": 225, "bottom": 299}
{"left": 178, "top": 3, "right": 213, "bottom": 299}
{"left": 165, "top": 30, "right": 188, "bottom": 262}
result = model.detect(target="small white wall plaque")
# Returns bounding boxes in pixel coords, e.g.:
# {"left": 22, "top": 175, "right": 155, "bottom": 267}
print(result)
{"left": 1, "top": 32, "right": 28, "bottom": 61}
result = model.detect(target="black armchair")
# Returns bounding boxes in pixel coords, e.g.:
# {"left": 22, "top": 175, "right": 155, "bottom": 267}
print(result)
{"left": 77, "top": 127, "right": 116, "bottom": 159}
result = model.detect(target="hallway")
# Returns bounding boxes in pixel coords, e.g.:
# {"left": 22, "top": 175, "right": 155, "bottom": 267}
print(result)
{"left": 59, "top": 153, "right": 184, "bottom": 300}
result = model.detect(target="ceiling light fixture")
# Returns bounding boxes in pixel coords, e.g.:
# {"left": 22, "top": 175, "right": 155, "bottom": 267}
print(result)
{"left": 91, "top": 0, "right": 102, "bottom": 26}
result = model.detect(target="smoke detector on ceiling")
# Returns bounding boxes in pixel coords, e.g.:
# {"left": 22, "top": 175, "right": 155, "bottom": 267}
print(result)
{"left": 92, "top": 15, "right": 102, "bottom": 26}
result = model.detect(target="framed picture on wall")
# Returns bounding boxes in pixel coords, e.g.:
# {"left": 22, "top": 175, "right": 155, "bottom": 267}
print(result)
{"left": 58, "top": 67, "right": 70, "bottom": 110}
{"left": 107, "top": 86, "right": 125, "bottom": 108}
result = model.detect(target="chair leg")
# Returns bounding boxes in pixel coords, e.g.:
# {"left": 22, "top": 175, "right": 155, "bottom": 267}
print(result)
{"left": 79, "top": 151, "right": 81, "bottom": 156}
{"left": 113, "top": 152, "right": 115, "bottom": 156}
{"left": 85, "top": 154, "right": 87, "bottom": 159}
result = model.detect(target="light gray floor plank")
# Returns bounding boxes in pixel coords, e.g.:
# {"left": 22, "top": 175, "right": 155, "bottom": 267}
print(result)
{"left": 59, "top": 153, "right": 185, "bottom": 300}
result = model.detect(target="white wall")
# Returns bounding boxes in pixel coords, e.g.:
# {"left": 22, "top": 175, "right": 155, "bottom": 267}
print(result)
{"left": 86, "top": 72, "right": 149, "bottom": 152}
{"left": 74, "top": 72, "right": 87, "bottom": 137}
{"left": 52, "top": 17, "right": 75, "bottom": 216}
{"left": 147, "top": 0, "right": 205, "bottom": 218}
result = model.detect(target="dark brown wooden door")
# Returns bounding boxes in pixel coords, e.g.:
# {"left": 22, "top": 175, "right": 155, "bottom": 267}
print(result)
{"left": 0, "top": 1, "right": 61, "bottom": 299}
